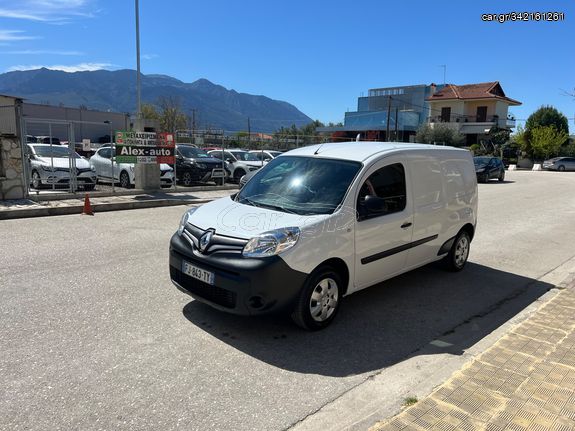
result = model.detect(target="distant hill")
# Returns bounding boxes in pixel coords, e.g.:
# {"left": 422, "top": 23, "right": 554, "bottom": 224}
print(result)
{"left": 0, "top": 68, "right": 312, "bottom": 132}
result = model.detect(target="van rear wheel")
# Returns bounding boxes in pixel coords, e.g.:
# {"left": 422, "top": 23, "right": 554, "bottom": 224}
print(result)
{"left": 444, "top": 231, "right": 470, "bottom": 272}
{"left": 291, "top": 266, "right": 342, "bottom": 331}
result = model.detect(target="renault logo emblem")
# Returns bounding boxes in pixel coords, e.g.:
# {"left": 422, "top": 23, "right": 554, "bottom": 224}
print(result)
{"left": 199, "top": 229, "right": 214, "bottom": 252}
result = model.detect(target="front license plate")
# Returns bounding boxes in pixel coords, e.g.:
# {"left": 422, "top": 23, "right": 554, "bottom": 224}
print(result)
{"left": 211, "top": 169, "right": 225, "bottom": 178}
{"left": 182, "top": 261, "right": 215, "bottom": 285}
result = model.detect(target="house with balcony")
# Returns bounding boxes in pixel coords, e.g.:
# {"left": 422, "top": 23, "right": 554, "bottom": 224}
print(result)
{"left": 427, "top": 81, "right": 521, "bottom": 146}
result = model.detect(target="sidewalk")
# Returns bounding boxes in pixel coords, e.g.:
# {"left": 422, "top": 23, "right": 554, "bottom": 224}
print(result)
{"left": 371, "top": 279, "right": 575, "bottom": 431}
{"left": 0, "top": 186, "right": 238, "bottom": 220}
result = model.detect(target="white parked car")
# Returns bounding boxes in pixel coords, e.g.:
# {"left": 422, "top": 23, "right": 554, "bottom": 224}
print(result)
{"left": 90, "top": 147, "right": 174, "bottom": 188}
{"left": 208, "top": 149, "right": 262, "bottom": 182}
{"left": 170, "top": 142, "right": 478, "bottom": 330}
{"left": 249, "top": 149, "right": 282, "bottom": 162}
{"left": 26, "top": 143, "right": 97, "bottom": 190}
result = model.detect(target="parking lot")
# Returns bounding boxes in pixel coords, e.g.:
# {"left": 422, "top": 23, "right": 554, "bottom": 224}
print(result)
{"left": 1, "top": 170, "right": 575, "bottom": 430}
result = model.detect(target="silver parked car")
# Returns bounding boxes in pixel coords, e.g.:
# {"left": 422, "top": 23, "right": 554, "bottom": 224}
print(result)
{"left": 542, "top": 157, "right": 575, "bottom": 171}
{"left": 26, "top": 144, "right": 97, "bottom": 190}
{"left": 90, "top": 147, "right": 174, "bottom": 188}
{"left": 207, "top": 149, "right": 261, "bottom": 183}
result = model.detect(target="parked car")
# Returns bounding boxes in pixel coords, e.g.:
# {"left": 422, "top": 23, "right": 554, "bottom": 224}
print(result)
{"left": 175, "top": 145, "right": 227, "bottom": 186}
{"left": 249, "top": 150, "right": 282, "bottom": 163}
{"left": 35, "top": 136, "right": 62, "bottom": 145}
{"left": 238, "top": 169, "right": 258, "bottom": 189}
{"left": 542, "top": 157, "right": 575, "bottom": 171}
{"left": 90, "top": 147, "right": 174, "bottom": 188}
{"left": 170, "top": 142, "right": 478, "bottom": 330}
{"left": 473, "top": 156, "right": 505, "bottom": 182}
{"left": 26, "top": 143, "right": 97, "bottom": 190}
{"left": 207, "top": 149, "right": 261, "bottom": 182}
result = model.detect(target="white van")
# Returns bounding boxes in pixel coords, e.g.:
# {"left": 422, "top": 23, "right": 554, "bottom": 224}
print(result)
{"left": 169, "top": 142, "right": 478, "bottom": 330}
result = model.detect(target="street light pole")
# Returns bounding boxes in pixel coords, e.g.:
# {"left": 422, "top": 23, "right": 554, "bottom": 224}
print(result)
{"left": 104, "top": 121, "right": 114, "bottom": 194}
{"left": 135, "top": 0, "right": 142, "bottom": 121}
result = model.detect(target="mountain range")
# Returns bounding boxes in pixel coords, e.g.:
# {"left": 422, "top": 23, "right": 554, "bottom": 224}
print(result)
{"left": 0, "top": 68, "right": 312, "bottom": 133}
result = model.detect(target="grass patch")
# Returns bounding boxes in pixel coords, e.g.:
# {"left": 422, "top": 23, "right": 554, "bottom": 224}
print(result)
{"left": 403, "top": 396, "right": 418, "bottom": 407}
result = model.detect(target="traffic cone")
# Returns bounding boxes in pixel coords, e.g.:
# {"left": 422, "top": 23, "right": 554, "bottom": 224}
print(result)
{"left": 82, "top": 193, "right": 94, "bottom": 216}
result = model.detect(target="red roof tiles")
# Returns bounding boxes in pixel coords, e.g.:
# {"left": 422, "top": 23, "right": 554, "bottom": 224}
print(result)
{"left": 428, "top": 81, "right": 521, "bottom": 105}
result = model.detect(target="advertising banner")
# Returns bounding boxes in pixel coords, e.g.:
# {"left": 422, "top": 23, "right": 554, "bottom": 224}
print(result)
{"left": 115, "top": 131, "right": 175, "bottom": 163}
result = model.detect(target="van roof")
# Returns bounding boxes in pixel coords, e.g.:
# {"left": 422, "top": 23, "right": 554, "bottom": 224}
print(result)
{"left": 285, "top": 141, "right": 465, "bottom": 162}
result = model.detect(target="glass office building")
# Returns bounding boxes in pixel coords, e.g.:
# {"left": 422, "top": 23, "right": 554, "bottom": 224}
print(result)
{"left": 319, "top": 84, "right": 443, "bottom": 142}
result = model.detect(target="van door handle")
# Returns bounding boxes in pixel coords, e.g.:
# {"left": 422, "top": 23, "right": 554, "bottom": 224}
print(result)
{"left": 401, "top": 222, "right": 412, "bottom": 229}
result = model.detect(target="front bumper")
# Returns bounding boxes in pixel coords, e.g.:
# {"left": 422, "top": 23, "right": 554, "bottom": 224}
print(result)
{"left": 169, "top": 232, "right": 307, "bottom": 316}
{"left": 38, "top": 169, "right": 97, "bottom": 185}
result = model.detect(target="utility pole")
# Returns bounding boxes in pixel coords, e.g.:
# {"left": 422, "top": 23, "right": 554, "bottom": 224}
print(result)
{"left": 386, "top": 96, "right": 392, "bottom": 141}
{"left": 191, "top": 109, "right": 196, "bottom": 145}
{"left": 247, "top": 117, "right": 251, "bottom": 148}
{"left": 394, "top": 107, "right": 399, "bottom": 142}
{"left": 135, "top": 0, "right": 142, "bottom": 120}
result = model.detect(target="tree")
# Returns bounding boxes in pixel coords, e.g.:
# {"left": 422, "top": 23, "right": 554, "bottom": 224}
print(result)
{"left": 415, "top": 123, "right": 464, "bottom": 146}
{"left": 141, "top": 103, "right": 160, "bottom": 120}
{"left": 529, "top": 125, "right": 569, "bottom": 160}
{"left": 511, "top": 124, "right": 529, "bottom": 152}
{"left": 525, "top": 106, "right": 569, "bottom": 137}
{"left": 157, "top": 96, "right": 188, "bottom": 135}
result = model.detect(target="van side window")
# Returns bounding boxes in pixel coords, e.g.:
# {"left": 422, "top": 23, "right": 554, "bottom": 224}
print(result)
{"left": 357, "top": 163, "right": 406, "bottom": 220}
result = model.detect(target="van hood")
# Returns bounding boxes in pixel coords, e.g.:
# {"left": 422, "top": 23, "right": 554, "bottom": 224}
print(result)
{"left": 36, "top": 157, "right": 90, "bottom": 169}
{"left": 187, "top": 196, "right": 332, "bottom": 240}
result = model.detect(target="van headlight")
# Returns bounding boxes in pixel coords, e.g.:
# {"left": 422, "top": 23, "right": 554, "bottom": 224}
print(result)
{"left": 243, "top": 227, "right": 300, "bottom": 258}
{"left": 177, "top": 207, "right": 198, "bottom": 235}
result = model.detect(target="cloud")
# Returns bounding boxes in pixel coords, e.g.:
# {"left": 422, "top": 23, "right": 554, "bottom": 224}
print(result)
{"left": 1, "top": 49, "right": 84, "bottom": 55}
{"left": 0, "top": 0, "right": 95, "bottom": 23}
{"left": 142, "top": 54, "right": 158, "bottom": 60}
{"left": 0, "top": 30, "right": 39, "bottom": 42}
{"left": 7, "top": 62, "right": 113, "bottom": 72}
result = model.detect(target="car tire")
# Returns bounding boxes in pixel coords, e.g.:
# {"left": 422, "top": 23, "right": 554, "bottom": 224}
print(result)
{"left": 498, "top": 170, "right": 505, "bottom": 182}
{"left": 84, "top": 184, "right": 95, "bottom": 191}
{"left": 31, "top": 170, "right": 42, "bottom": 189}
{"left": 444, "top": 230, "right": 471, "bottom": 272}
{"left": 182, "top": 171, "right": 193, "bottom": 186}
{"left": 119, "top": 171, "right": 131, "bottom": 189}
{"left": 291, "top": 266, "right": 342, "bottom": 331}
{"left": 558, "top": 165, "right": 566, "bottom": 172}
{"left": 233, "top": 169, "right": 246, "bottom": 183}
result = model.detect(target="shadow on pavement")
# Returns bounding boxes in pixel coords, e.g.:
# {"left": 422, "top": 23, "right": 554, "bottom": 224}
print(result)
{"left": 182, "top": 262, "right": 552, "bottom": 377}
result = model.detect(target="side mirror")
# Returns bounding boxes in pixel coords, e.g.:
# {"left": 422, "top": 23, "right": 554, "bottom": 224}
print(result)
{"left": 365, "top": 195, "right": 387, "bottom": 214}
{"left": 225, "top": 157, "right": 234, "bottom": 163}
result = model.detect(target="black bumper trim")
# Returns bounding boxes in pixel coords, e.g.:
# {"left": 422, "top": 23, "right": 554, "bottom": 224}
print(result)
{"left": 169, "top": 233, "right": 308, "bottom": 315}
{"left": 362, "top": 234, "right": 439, "bottom": 265}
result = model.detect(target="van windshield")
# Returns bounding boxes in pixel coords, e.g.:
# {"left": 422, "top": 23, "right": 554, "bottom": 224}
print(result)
{"left": 236, "top": 156, "right": 361, "bottom": 215}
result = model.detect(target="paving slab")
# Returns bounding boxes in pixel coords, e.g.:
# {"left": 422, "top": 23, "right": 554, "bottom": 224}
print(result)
{"left": 371, "top": 284, "right": 575, "bottom": 431}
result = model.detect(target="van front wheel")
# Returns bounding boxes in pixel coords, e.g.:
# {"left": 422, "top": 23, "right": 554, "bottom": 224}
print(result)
{"left": 291, "top": 267, "right": 342, "bottom": 331}
{"left": 445, "top": 231, "right": 471, "bottom": 272}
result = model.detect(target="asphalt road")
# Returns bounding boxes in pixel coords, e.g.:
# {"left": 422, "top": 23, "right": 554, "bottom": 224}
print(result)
{"left": 1, "top": 171, "right": 575, "bottom": 431}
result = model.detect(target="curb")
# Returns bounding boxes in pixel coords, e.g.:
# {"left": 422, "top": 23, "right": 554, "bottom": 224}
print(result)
{"left": 27, "top": 185, "right": 239, "bottom": 202}
{"left": 0, "top": 198, "right": 211, "bottom": 220}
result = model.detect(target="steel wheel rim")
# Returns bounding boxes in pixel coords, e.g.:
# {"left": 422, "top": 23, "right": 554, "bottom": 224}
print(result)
{"left": 309, "top": 277, "right": 339, "bottom": 322}
{"left": 454, "top": 236, "right": 469, "bottom": 267}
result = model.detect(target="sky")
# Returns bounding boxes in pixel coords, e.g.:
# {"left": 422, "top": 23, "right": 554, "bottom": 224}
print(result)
{"left": 0, "top": 0, "right": 574, "bottom": 131}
